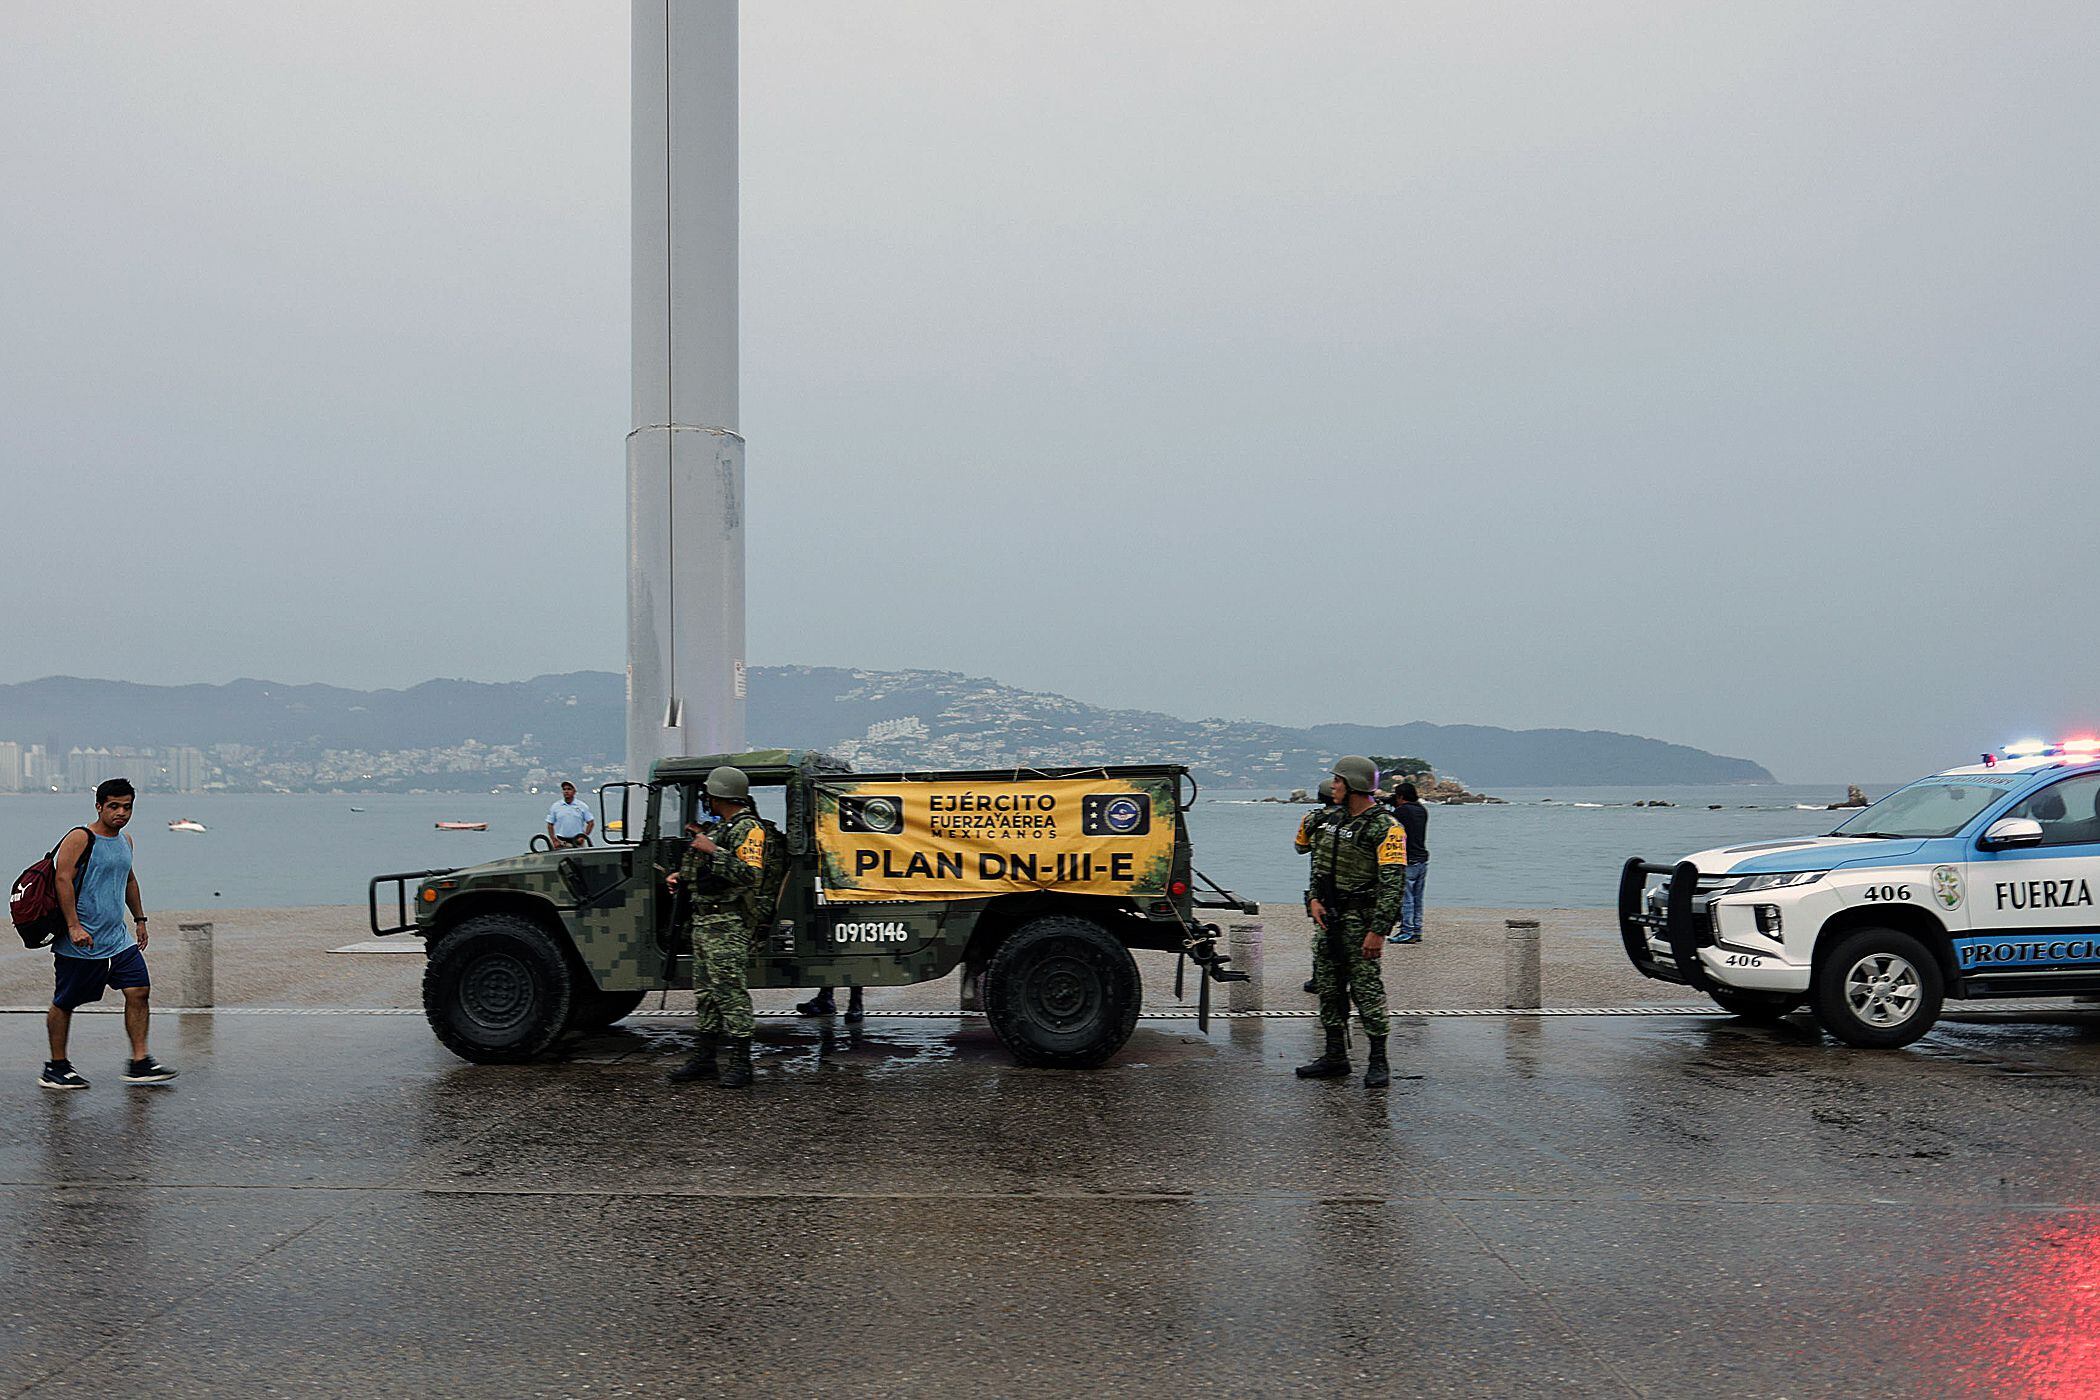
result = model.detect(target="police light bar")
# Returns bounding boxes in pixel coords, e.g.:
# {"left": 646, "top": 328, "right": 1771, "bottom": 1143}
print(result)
{"left": 1990, "top": 736, "right": 2100, "bottom": 763}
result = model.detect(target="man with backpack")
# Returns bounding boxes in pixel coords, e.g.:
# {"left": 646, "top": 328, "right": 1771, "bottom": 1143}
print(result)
{"left": 40, "top": 779, "right": 177, "bottom": 1089}
{"left": 662, "top": 767, "right": 778, "bottom": 1089}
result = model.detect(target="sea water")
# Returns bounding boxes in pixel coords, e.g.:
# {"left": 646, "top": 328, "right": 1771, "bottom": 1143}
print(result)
{"left": 0, "top": 783, "right": 1890, "bottom": 913}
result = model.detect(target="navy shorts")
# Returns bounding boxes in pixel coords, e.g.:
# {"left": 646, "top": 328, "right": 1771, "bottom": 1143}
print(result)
{"left": 52, "top": 947, "right": 151, "bottom": 1010}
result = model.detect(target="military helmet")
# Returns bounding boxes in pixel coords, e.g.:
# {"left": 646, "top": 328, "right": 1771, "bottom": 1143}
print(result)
{"left": 704, "top": 766, "right": 751, "bottom": 801}
{"left": 1331, "top": 756, "right": 1377, "bottom": 795}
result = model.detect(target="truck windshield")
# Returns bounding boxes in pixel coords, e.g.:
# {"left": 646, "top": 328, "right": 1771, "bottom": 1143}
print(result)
{"left": 1828, "top": 781, "right": 2006, "bottom": 839}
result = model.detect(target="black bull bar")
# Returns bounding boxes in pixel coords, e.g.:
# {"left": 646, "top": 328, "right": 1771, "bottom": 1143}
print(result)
{"left": 1616, "top": 857, "right": 1713, "bottom": 991}
{"left": 369, "top": 868, "right": 456, "bottom": 937}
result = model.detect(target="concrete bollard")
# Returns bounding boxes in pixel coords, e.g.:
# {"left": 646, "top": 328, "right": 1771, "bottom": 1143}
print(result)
{"left": 168, "top": 921, "right": 216, "bottom": 1008}
{"left": 1504, "top": 918, "right": 1541, "bottom": 1010}
{"left": 1226, "top": 920, "right": 1264, "bottom": 1013}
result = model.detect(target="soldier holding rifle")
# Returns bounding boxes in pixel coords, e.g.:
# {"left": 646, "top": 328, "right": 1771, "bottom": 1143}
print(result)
{"left": 1295, "top": 756, "right": 1407, "bottom": 1088}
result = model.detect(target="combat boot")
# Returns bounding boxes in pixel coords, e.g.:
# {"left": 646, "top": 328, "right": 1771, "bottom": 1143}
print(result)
{"left": 1295, "top": 1028, "right": 1350, "bottom": 1079}
{"left": 1364, "top": 1037, "right": 1391, "bottom": 1088}
{"left": 719, "top": 1036, "right": 754, "bottom": 1089}
{"left": 668, "top": 1033, "right": 719, "bottom": 1084}
{"left": 844, "top": 986, "right": 865, "bottom": 1024}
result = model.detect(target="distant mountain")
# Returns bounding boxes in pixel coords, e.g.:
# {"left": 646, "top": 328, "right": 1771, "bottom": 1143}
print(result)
{"left": 0, "top": 668, "right": 1773, "bottom": 788}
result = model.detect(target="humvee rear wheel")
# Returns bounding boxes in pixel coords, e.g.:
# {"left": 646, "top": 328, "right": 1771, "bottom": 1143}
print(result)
{"left": 1706, "top": 986, "right": 1801, "bottom": 1024}
{"left": 569, "top": 988, "right": 649, "bottom": 1033}
{"left": 1810, "top": 926, "right": 1943, "bottom": 1049}
{"left": 984, "top": 915, "right": 1140, "bottom": 1068}
{"left": 423, "top": 913, "right": 576, "bottom": 1063}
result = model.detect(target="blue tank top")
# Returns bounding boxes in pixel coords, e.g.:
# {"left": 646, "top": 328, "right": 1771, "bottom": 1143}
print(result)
{"left": 61, "top": 832, "right": 136, "bottom": 960}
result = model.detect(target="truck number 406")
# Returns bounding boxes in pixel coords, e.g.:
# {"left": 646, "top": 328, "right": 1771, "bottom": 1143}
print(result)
{"left": 1861, "top": 885, "right": 1912, "bottom": 902}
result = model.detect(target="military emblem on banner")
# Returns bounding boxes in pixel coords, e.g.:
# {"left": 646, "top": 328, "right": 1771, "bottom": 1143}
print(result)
{"left": 838, "top": 794, "right": 906, "bottom": 834}
{"left": 1082, "top": 793, "right": 1151, "bottom": 837}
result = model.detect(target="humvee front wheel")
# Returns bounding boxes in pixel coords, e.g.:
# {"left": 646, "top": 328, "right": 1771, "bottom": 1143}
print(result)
{"left": 984, "top": 915, "right": 1141, "bottom": 1068}
{"left": 423, "top": 913, "right": 576, "bottom": 1063}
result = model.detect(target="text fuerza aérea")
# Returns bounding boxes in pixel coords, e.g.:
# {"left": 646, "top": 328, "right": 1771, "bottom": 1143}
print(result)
{"left": 929, "top": 791, "right": 1058, "bottom": 838}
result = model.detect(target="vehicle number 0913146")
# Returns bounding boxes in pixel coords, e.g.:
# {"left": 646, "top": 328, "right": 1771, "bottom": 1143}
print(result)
{"left": 1861, "top": 884, "right": 1912, "bottom": 903}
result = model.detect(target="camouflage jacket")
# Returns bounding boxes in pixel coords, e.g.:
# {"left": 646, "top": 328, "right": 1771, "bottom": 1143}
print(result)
{"left": 1306, "top": 803, "right": 1407, "bottom": 934}
{"left": 679, "top": 810, "right": 770, "bottom": 922}
{"left": 1293, "top": 802, "right": 1341, "bottom": 855}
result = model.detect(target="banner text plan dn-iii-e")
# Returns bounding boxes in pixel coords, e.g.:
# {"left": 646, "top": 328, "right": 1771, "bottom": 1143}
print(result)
{"left": 816, "top": 776, "right": 1177, "bottom": 901}
{"left": 371, "top": 752, "right": 1253, "bottom": 1070}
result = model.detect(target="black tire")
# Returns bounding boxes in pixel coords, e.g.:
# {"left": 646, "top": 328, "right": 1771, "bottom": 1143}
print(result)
{"left": 1810, "top": 926, "right": 1944, "bottom": 1049}
{"left": 983, "top": 915, "right": 1141, "bottom": 1068}
{"left": 1706, "top": 986, "right": 1802, "bottom": 1024}
{"left": 568, "top": 988, "right": 648, "bottom": 1034}
{"left": 422, "top": 913, "right": 577, "bottom": 1063}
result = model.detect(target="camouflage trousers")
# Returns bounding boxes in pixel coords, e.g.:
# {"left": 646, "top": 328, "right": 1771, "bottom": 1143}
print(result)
{"left": 689, "top": 912, "right": 754, "bottom": 1039}
{"left": 1312, "top": 906, "right": 1390, "bottom": 1038}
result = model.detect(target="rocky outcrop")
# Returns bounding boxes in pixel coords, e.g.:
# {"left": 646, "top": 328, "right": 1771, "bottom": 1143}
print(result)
{"left": 1262, "top": 772, "right": 1502, "bottom": 805}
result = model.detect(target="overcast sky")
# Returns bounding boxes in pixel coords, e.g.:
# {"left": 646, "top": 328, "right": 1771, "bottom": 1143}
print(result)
{"left": 5, "top": 2, "right": 2099, "bottom": 781}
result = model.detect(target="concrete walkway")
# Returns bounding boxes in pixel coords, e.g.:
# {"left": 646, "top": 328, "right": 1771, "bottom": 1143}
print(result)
{"left": 0, "top": 904, "right": 1691, "bottom": 1012}
{"left": 3, "top": 1007, "right": 2097, "bottom": 1397}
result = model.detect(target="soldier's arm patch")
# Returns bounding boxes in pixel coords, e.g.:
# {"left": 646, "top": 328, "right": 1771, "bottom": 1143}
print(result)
{"left": 736, "top": 826, "right": 767, "bottom": 870}
{"left": 1377, "top": 826, "right": 1408, "bottom": 866}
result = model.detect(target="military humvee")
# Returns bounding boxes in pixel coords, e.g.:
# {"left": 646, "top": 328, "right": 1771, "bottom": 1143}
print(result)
{"left": 371, "top": 749, "right": 1250, "bottom": 1068}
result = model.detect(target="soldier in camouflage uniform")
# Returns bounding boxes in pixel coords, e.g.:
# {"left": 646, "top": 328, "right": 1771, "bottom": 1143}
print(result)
{"left": 666, "top": 767, "right": 772, "bottom": 1088}
{"left": 1295, "top": 756, "right": 1407, "bottom": 1088}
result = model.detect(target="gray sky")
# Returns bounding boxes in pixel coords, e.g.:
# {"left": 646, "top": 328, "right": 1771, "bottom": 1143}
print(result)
{"left": 6, "top": 1, "right": 2099, "bottom": 782}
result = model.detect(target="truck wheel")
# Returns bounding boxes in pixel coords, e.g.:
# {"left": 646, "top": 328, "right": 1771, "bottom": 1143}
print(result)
{"left": 569, "top": 988, "right": 648, "bottom": 1033}
{"left": 1707, "top": 986, "right": 1801, "bottom": 1024}
{"left": 423, "top": 913, "right": 576, "bottom": 1063}
{"left": 1810, "top": 926, "right": 1943, "bottom": 1049}
{"left": 984, "top": 915, "right": 1141, "bottom": 1069}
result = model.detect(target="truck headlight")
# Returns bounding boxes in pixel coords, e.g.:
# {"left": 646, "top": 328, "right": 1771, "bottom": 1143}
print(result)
{"left": 1731, "top": 871, "right": 1824, "bottom": 893}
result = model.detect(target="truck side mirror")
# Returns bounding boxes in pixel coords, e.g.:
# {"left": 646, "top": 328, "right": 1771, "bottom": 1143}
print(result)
{"left": 1981, "top": 817, "right": 2044, "bottom": 849}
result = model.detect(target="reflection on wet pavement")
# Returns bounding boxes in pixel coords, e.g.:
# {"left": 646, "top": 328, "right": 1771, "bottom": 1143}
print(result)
{"left": 1, "top": 1008, "right": 2095, "bottom": 1396}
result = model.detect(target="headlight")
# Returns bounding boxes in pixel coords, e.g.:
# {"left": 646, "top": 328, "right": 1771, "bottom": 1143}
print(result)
{"left": 1730, "top": 871, "right": 1825, "bottom": 893}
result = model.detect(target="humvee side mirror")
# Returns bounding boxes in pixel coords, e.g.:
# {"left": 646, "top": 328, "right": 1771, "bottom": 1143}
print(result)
{"left": 1981, "top": 817, "right": 2044, "bottom": 849}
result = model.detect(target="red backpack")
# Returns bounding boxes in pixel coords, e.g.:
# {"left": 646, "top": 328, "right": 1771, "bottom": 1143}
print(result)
{"left": 10, "top": 827, "right": 94, "bottom": 949}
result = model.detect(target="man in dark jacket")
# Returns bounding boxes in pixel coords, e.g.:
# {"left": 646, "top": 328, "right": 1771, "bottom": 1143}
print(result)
{"left": 1385, "top": 780, "right": 1429, "bottom": 944}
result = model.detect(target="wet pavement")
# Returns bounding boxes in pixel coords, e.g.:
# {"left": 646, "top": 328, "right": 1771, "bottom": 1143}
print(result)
{"left": 3, "top": 1007, "right": 2098, "bottom": 1398}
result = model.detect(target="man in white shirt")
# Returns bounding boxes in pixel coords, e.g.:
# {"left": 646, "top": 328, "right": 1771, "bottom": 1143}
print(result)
{"left": 544, "top": 781, "right": 596, "bottom": 848}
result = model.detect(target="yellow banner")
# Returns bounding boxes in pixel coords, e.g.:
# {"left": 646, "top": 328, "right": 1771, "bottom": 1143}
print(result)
{"left": 815, "top": 777, "right": 1177, "bottom": 903}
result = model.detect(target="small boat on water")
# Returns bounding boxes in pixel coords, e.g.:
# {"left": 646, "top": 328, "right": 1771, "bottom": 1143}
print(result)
{"left": 167, "top": 818, "right": 207, "bottom": 833}
{"left": 606, "top": 819, "right": 624, "bottom": 833}
{"left": 349, "top": 807, "right": 366, "bottom": 813}
{"left": 435, "top": 821, "right": 488, "bottom": 832}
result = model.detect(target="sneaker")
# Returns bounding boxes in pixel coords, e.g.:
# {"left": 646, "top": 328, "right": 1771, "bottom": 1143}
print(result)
{"left": 122, "top": 1055, "right": 178, "bottom": 1084}
{"left": 1392, "top": 932, "right": 1421, "bottom": 945}
{"left": 39, "top": 1061, "right": 89, "bottom": 1091}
